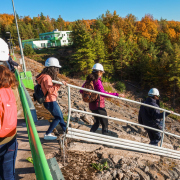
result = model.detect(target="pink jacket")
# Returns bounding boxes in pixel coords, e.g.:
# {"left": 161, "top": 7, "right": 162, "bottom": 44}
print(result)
{"left": 80, "top": 78, "right": 118, "bottom": 110}
{"left": 36, "top": 74, "right": 61, "bottom": 102}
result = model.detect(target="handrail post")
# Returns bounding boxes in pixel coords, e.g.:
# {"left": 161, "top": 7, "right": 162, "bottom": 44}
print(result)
{"left": 66, "top": 86, "right": 71, "bottom": 130}
{"left": 160, "top": 111, "right": 166, "bottom": 147}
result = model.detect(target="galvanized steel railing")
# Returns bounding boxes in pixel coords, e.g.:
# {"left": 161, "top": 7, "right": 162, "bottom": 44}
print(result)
{"left": 52, "top": 80, "right": 180, "bottom": 159}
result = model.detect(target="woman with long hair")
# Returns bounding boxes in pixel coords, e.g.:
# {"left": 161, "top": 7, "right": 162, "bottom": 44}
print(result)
{"left": 0, "top": 65, "right": 18, "bottom": 180}
{"left": 81, "top": 63, "right": 124, "bottom": 135}
{"left": 36, "top": 57, "right": 67, "bottom": 140}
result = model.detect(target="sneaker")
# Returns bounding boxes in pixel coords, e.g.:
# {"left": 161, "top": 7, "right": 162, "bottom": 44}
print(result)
{"left": 44, "top": 133, "right": 57, "bottom": 140}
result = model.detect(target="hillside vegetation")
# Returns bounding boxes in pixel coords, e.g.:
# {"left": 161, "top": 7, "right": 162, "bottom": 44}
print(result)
{"left": 1, "top": 11, "right": 180, "bottom": 109}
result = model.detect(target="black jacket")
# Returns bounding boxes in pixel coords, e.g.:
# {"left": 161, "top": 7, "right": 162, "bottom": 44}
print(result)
{"left": 8, "top": 56, "right": 19, "bottom": 72}
{"left": 138, "top": 97, "right": 169, "bottom": 129}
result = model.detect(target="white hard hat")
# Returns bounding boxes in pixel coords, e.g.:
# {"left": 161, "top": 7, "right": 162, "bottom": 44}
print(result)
{"left": 92, "top": 63, "right": 104, "bottom": 72}
{"left": 148, "top": 88, "right": 160, "bottom": 97}
{"left": 0, "top": 38, "right": 9, "bottom": 61}
{"left": 45, "top": 57, "right": 61, "bottom": 68}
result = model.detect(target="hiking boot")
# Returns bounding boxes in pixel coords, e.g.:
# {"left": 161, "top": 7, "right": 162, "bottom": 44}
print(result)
{"left": 44, "top": 133, "right": 57, "bottom": 140}
{"left": 103, "top": 129, "right": 109, "bottom": 135}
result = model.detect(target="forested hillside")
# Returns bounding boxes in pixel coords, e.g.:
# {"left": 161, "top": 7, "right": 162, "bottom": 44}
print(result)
{"left": 1, "top": 11, "right": 180, "bottom": 106}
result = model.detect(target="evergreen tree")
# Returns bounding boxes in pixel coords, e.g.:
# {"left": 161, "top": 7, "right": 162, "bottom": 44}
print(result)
{"left": 56, "top": 15, "right": 64, "bottom": 30}
{"left": 155, "top": 32, "right": 173, "bottom": 57}
{"left": 168, "top": 43, "right": 180, "bottom": 107}
{"left": 113, "top": 36, "right": 130, "bottom": 80}
{"left": 71, "top": 20, "right": 95, "bottom": 74}
{"left": 40, "top": 12, "right": 46, "bottom": 21}
{"left": 93, "top": 31, "right": 106, "bottom": 63}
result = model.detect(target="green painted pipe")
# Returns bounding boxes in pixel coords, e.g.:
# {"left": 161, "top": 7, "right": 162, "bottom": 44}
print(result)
{"left": 15, "top": 70, "right": 53, "bottom": 180}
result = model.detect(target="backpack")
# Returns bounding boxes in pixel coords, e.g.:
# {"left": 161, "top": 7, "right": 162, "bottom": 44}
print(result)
{"left": 0, "top": 88, "right": 17, "bottom": 138}
{"left": 33, "top": 84, "right": 48, "bottom": 104}
{"left": 82, "top": 81, "right": 99, "bottom": 103}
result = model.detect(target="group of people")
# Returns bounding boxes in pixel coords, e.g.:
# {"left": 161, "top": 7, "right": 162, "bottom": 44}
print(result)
{"left": 37, "top": 57, "right": 171, "bottom": 148}
{"left": 79, "top": 63, "right": 171, "bottom": 146}
{"left": 0, "top": 36, "right": 173, "bottom": 179}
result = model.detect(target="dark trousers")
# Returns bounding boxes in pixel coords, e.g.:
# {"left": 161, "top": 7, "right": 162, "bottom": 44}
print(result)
{"left": 146, "top": 129, "right": 161, "bottom": 146}
{"left": 43, "top": 101, "right": 66, "bottom": 134}
{"left": 0, "top": 138, "right": 18, "bottom": 180}
{"left": 90, "top": 108, "right": 108, "bottom": 134}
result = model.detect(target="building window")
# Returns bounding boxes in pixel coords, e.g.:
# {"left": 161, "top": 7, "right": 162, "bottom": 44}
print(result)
{"left": 63, "top": 40, "right": 66, "bottom": 42}
{"left": 47, "top": 43, "right": 51, "bottom": 47}
{"left": 41, "top": 43, "right": 46, "bottom": 48}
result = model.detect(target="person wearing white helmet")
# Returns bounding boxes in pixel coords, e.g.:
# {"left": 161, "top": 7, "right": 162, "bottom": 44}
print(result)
{"left": 0, "top": 38, "right": 10, "bottom": 68}
{"left": 0, "top": 38, "right": 20, "bottom": 72}
{"left": 138, "top": 88, "right": 172, "bottom": 146}
{"left": 80, "top": 63, "right": 124, "bottom": 135}
{"left": 36, "top": 57, "right": 67, "bottom": 140}
{"left": 92, "top": 63, "right": 105, "bottom": 72}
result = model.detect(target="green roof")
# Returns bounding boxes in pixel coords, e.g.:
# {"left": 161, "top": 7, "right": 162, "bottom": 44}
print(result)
{"left": 39, "top": 32, "right": 59, "bottom": 36}
{"left": 39, "top": 31, "right": 72, "bottom": 36}
{"left": 22, "top": 38, "right": 40, "bottom": 42}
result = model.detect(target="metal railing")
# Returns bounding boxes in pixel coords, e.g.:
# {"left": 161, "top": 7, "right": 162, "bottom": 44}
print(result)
{"left": 52, "top": 80, "right": 180, "bottom": 159}
{"left": 16, "top": 70, "right": 53, "bottom": 180}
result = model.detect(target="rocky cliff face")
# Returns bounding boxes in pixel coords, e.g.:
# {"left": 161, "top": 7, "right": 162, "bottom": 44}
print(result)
{"left": 18, "top": 54, "right": 180, "bottom": 180}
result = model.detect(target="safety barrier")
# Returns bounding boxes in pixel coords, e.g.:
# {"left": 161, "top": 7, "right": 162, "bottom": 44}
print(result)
{"left": 15, "top": 70, "right": 53, "bottom": 180}
{"left": 52, "top": 80, "right": 180, "bottom": 159}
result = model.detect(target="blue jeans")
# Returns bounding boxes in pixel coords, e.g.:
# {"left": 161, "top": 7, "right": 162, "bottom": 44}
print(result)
{"left": 43, "top": 101, "right": 66, "bottom": 134}
{"left": 0, "top": 138, "right": 18, "bottom": 180}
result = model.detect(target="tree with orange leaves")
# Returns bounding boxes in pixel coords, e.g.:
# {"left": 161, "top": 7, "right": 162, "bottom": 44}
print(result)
{"left": 136, "top": 14, "right": 158, "bottom": 42}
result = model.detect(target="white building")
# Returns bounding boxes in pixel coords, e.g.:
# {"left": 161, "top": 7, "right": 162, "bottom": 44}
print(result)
{"left": 22, "top": 29, "right": 73, "bottom": 49}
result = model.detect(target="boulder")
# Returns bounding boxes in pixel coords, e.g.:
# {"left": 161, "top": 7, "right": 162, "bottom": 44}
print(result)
{"left": 135, "top": 168, "right": 150, "bottom": 180}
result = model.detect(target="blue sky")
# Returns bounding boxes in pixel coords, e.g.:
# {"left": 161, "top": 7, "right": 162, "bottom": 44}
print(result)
{"left": 1, "top": 0, "right": 180, "bottom": 22}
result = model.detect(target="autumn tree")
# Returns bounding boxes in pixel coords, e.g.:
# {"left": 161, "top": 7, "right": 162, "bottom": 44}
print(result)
{"left": 136, "top": 14, "right": 158, "bottom": 42}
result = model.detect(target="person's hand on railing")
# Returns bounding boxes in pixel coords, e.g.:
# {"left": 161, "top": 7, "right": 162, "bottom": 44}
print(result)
{"left": 170, "top": 111, "right": 174, "bottom": 114}
{"left": 62, "top": 80, "right": 67, "bottom": 86}
{"left": 15, "top": 65, "right": 21, "bottom": 70}
{"left": 119, "top": 93, "right": 125, "bottom": 98}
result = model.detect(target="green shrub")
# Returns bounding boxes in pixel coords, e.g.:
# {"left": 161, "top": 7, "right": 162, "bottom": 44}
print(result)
{"left": 102, "top": 77, "right": 111, "bottom": 83}
{"left": 159, "top": 101, "right": 165, "bottom": 108}
{"left": 23, "top": 44, "right": 36, "bottom": 56}
{"left": 104, "top": 84, "right": 113, "bottom": 92}
{"left": 92, "top": 161, "right": 109, "bottom": 171}
{"left": 115, "top": 81, "right": 126, "bottom": 92}
{"left": 81, "top": 75, "right": 87, "bottom": 80}
{"left": 63, "top": 115, "right": 68, "bottom": 122}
